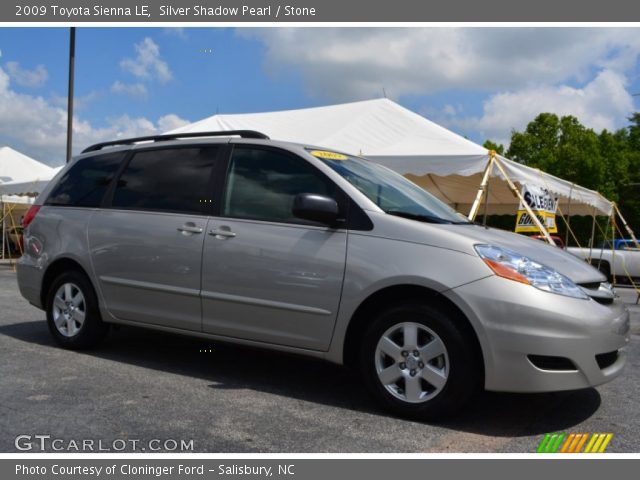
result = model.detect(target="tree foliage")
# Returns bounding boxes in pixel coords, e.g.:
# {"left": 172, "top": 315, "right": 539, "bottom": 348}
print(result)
{"left": 484, "top": 112, "right": 640, "bottom": 243}
{"left": 482, "top": 139, "right": 504, "bottom": 156}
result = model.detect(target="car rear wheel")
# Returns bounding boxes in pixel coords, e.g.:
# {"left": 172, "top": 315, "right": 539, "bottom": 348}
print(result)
{"left": 359, "top": 303, "right": 481, "bottom": 419}
{"left": 46, "top": 270, "right": 108, "bottom": 349}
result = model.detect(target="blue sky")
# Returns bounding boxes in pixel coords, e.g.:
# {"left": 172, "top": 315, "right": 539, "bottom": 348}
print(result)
{"left": 1, "top": 27, "right": 639, "bottom": 165}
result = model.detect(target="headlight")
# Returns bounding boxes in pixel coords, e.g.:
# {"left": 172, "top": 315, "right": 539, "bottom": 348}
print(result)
{"left": 475, "top": 244, "right": 589, "bottom": 300}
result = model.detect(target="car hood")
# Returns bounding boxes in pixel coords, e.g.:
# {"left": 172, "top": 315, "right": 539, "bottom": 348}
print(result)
{"left": 370, "top": 212, "right": 605, "bottom": 285}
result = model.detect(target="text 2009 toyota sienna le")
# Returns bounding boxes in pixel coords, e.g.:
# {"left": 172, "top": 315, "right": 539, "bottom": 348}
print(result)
{"left": 17, "top": 131, "right": 630, "bottom": 418}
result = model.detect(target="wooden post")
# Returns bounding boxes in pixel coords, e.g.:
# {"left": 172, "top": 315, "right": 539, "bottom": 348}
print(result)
{"left": 589, "top": 207, "right": 597, "bottom": 261}
{"left": 612, "top": 202, "right": 639, "bottom": 248}
{"left": 1, "top": 202, "right": 5, "bottom": 260}
{"left": 468, "top": 153, "right": 495, "bottom": 221}
{"left": 564, "top": 184, "right": 573, "bottom": 247}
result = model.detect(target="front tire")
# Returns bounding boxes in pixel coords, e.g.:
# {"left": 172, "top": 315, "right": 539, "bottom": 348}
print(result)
{"left": 46, "top": 270, "right": 108, "bottom": 349}
{"left": 359, "top": 303, "right": 481, "bottom": 419}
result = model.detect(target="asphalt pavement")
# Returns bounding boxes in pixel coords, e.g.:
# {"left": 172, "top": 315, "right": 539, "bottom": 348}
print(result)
{"left": 1, "top": 265, "right": 638, "bottom": 453}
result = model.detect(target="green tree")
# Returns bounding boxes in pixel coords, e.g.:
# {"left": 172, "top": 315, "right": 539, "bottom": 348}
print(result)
{"left": 628, "top": 112, "right": 640, "bottom": 151}
{"left": 507, "top": 113, "right": 561, "bottom": 171}
{"left": 506, "top": 114, "right": 604, "bottom": 192}
{"left": 494, "top": 112, "right": 640, "bottom": 244}
{"left": 482, "top": 140, "right": 504, "bottom": 155}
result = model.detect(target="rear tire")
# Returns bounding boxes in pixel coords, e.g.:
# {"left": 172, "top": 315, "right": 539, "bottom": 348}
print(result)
{"left": 359, "top": 302, "right": 481, "bottom": 420}
{"left": 45, "top": 270, "right": 108, "bottom": 349}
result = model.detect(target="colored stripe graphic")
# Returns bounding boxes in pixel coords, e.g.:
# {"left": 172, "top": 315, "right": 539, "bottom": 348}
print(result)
{"left": 584, "top": 433, "right": 598, "bottom": 453}
{"left": 537, "top": 433, "right": 566, "bottom": 453}
{"left": 537, "top": 434, "right": 552, "bottom": 453}
{"left": 598, "top": 434, "right": 613, "bottom": 453}
{"left": 559, "top": 433, "right": 575, "bottom": 453}
{"left": 537, "top": 433, "right": 613, "bottom": 453}
{"left": 574, "top": 433, "right": 589, "bottom": 453}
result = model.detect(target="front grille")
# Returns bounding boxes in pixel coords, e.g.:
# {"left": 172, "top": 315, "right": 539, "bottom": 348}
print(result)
{"left": 592, "top": 296, "right": 614, "bottom": 305}
{"left": 595, "top": 351, "right": 619, "bottom": 369}
{"left": 579, "top": 282, "right": 601, "bottom": 290}
{"left": 528, "top": 355, "right": 577, "bottom": 371}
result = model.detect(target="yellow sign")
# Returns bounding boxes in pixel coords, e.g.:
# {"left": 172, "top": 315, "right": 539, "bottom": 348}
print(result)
{"left": 515, "top": 184, "right": 558, "bottom": 234}
{"left": 309, "top": 150, "right": 348, "bottom": 161}
{"left": 515, "top": 210, "right": 558, "bottom": 233}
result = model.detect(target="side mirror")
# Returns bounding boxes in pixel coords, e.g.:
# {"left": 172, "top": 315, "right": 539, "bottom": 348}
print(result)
{"left": 292, "top": 193, "right": 340, "bottom": 225}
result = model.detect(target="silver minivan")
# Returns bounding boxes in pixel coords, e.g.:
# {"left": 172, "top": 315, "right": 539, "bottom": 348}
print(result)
{"left": 17, "top": 131, "right": 630, "bottom": 418}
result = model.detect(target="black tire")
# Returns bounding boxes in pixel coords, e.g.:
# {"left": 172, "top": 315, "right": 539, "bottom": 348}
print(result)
{"left": 45, "top": 270, "right": 109, "bottom": 349}
{"left": 359, "top": 302, "right": 482, "bottom": 420}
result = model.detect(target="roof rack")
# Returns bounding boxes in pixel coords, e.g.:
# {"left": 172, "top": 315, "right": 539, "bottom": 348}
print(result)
{"left": 81, "top": 130, "right": 270, "bottom": 153}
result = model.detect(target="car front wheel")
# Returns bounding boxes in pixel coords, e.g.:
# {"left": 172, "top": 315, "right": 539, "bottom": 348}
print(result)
{"left": 360, "top": 303, "right": 481, "bottom": 419}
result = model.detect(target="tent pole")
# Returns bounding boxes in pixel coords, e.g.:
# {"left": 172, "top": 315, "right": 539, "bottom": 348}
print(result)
{"left": 589, "top": 207, "right": 596, "bottom": 259}
{"left": 482, "top": 176, "right": 490, "bottom": 226}
{"left": 492, "top": 156, "right": 554, "bottom": 244}
{"left": 1, "top": 202, "right": 5, "bottom": 260}
{"left": 613, "top": 202, "right": 639, "bottom": 248}
{"left": 468, "top": 153, "right": 495, "bottom": 221}
{"left": 611, "top": 213, "right": 617, "bottom": 285}
{"left": 564, "top": 184, "right": 573, "bottom": 247}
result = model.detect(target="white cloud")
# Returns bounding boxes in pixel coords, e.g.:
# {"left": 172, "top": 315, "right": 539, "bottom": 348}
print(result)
{"left": 5, "top": 61, "right": 48, "bottom": 88}
{"left": 442, "top": 104, "right": 458, "bottom": 116}
{"left": 163, "top": 27, "right": 187, "bottom": 39}
{"left": 157, "top": 114, "right": 190, "bottom": 132}
{"left": 240, "top": 28, "right": 640, "bottom": 145}
{"left": 0, "top": 66, "right": 188, "bottom": 165}
{"left": 447, "top": 70, "right": 635, "bottom": 145}
{"left": 241, "top": 28, "right": 640, "bottom": 101}
{"left": 50, "top": 91, "right": 100, "bottom": 111}
{"left": 111, "top": 80, "right": 148, "bottom": 98}
{"left": 120, "top": 37, "right": 172, "bottom": 83}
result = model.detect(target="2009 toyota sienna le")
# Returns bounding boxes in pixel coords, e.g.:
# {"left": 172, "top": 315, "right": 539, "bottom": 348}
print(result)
{"left": 17, "top": 130, "right": 630, "bottom": 418}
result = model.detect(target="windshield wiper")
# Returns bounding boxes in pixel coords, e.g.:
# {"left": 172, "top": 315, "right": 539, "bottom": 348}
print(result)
{"left": 386, "top": 210, "right": 455, "bottom": 224}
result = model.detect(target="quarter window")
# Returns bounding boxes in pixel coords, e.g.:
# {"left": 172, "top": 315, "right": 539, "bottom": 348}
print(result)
{"left": 46, "top": 152, "right": 124, "bottom": 207}
{"left": 111, "top": 147, "right": 219, "bottom": 214}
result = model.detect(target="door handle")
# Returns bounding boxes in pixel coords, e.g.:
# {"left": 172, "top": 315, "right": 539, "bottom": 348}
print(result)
{"left": 177, "top": 224, "right": 203, "bottom": 234}
{"left": 209, "top": 227, "right": 236, "bottom": 238}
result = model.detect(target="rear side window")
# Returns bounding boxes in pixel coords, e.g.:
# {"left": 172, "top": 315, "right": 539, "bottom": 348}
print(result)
{"left": 223, "top": 146, "right": 337, "bottom": 224}
{"left": 111, "top": 147, "right": 219, "bottom": 215}
{"left": 46, "top": 152, "right": 124, "bottom": 207}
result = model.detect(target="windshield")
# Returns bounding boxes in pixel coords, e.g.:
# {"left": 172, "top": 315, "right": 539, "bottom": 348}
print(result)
{"left": 310, "top": 150, "right": 470, "bottom": 224}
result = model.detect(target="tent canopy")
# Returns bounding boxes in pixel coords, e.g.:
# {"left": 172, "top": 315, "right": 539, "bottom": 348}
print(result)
{"left": 0, "top": 146, "right": 55, "bottom": 184}
{"left": 169, "top": 98, "right": 612, "bottom": 216}
{"left": 0, "top": 150, "right": 62, "bottom": 196}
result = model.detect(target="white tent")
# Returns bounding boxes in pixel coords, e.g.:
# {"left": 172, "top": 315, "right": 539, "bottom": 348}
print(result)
{"left": 0, "top": 164, "right": 63, "bottom": 196}
{"left": 0, "top": 146, "right": 55, "bottom": 185}
{"left": 169, "top": 99, "right": 613, "bottom": 216}
{"left": 0, "top": 147, "right": 59, "bottom": 259}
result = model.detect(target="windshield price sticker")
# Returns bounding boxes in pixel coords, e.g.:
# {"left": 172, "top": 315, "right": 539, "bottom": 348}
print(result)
{"left": 309, "top": 150, "right": 348, "bottom": 160}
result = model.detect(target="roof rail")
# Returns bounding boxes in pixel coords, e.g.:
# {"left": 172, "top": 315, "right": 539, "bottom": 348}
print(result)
{"left": 81, "top": 130, "right": 270, "bottom": 153}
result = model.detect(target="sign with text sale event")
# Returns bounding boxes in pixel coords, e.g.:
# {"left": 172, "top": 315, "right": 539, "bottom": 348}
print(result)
{"left": 515, "top": 184, "right": 558, "bottom": 234}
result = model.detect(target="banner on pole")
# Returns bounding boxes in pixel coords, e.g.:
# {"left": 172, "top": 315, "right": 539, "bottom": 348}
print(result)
{"left": 515, "top": 184, "right": 558, "bottom": 233}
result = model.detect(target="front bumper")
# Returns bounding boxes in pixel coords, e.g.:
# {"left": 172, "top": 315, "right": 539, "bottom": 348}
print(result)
{"left": 448, "top": 275, "right": 630, "bottom": 392}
